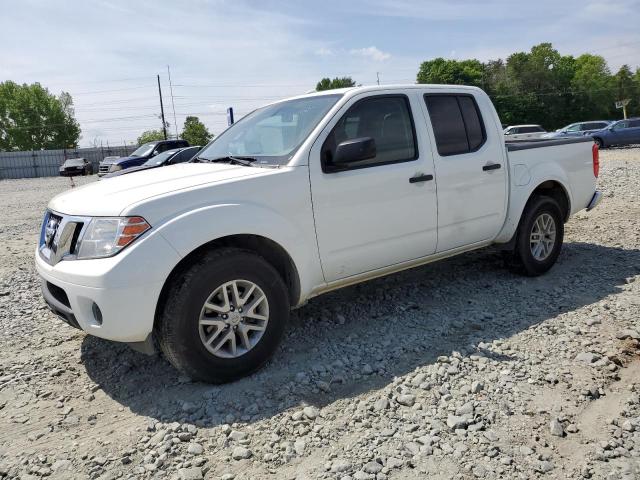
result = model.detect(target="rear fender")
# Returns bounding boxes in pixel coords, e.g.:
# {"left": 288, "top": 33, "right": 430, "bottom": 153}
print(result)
{"left": 495, "top": 163, "right": 572, "bottom": 244}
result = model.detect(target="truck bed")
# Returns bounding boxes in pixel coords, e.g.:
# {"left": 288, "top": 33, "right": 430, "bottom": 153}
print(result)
{"left": 506, "top": 136, "right": 593, "bottom": 151}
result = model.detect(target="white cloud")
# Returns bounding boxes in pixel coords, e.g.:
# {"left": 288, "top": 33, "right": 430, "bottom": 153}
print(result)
{"left": 350, "top": 46, "right": 391, "bottom": 62}
{"left": 315, "top": 47, "right": 335, "bottom": 56}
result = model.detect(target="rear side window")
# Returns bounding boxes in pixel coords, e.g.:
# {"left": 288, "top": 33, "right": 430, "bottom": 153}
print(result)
{"left": 629, "top": 119, "right": 640, "bottom": 128}
{"left": 424, "top": 94, "right": 486, "bottom": 156}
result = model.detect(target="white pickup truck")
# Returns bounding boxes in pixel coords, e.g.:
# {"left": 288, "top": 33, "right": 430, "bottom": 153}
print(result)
{"left": 36, "top": 85, "right": 602, "bottom": 383}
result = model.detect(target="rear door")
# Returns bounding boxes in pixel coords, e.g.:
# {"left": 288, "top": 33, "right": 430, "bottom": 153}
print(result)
{"left": 309, "top": 91, "right": 438, "bottom": 282}
{"left": 421, "top": 92, "right": 507, "bottom": 252}
{"left": 627, "top": 119, "right": 640, "bottom": 144}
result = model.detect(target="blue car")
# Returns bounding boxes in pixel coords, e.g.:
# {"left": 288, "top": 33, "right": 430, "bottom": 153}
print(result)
{"left": 590, "top": 118, "right": 640, "bottom": 148}
{"left": 542, "top": 120, "right": 612, "bottom": 139}
{"left": 98, "top": 139, "right": 189, "bottom": 176}
{"left": 102, "top": 146, "right": 201, "bottom": 178}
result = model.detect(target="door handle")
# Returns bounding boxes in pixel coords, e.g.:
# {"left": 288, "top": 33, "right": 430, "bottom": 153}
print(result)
{"left": 482, "top": 163, "right": 501, "bottom": 171}
{"left": 409, "top": 174, "right": 434, "bottom": 183}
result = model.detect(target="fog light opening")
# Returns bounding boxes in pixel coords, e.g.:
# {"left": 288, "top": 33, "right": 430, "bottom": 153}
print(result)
{"left": 91, "top": 302, "right": 103, "bottom": 325}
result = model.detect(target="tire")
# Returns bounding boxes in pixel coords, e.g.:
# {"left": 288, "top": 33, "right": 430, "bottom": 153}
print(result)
{"left": 593, "top": 137, "right": 604, "bottom": 149}
{"left": 156, "top": 248, "right": 289, "bottom": 383}
{"left": 510, "top": 195, "right": 564, "bottom": 276}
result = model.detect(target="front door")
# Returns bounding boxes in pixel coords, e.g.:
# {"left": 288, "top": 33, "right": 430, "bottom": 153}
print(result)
{"left": 420, "top": 92, "right": 507, "bottom": 252}
{"left": 309, "top": 92, "right": 438, "bottom": 282}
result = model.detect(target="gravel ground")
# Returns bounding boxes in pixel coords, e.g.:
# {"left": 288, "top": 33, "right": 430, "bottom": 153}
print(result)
{"left": 0, "top": 148, "right": 639, "bottom": 480}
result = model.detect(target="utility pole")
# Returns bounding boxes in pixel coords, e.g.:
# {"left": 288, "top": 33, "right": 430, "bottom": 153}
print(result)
{"left": 376, "top": 72, "right": 380, "bottom": 85}
{"left": 157, "top": 74, "right": 167, "bottom": 140}
{"left": 167, "top": 65, "right": 178, "bottom": 138}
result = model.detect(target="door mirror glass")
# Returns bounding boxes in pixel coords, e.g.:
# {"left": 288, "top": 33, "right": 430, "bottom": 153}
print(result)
{"left": 333, "top": 137, "right": 376, "bottom": 165}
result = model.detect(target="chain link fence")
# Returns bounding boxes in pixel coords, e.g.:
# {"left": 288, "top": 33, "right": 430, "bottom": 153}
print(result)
{"left": 0, "top": 145, "right": 137, "bottom": 179}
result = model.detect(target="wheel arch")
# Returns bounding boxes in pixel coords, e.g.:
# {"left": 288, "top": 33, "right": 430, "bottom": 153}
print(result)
{"left": 154, "top": 234, "right": 302, "bottom": 330}
{"left": 528, "top": 180, "right": 571, "bottom": 222}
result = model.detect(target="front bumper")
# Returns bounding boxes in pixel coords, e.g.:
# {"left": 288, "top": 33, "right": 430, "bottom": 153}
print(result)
{"left": 586, "top": 190, "right": 602, "bottom": 211}
{"left": 35, "top": 230, "right": 181, "bottom": 343}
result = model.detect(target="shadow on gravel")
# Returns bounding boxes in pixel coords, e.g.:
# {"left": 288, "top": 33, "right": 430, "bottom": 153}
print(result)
{"left": 81, "top": 241, "right": 640, "bottom": 428}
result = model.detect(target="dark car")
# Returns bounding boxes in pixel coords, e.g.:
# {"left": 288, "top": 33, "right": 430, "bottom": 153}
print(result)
{"left": 542, "top": 120, "right": 613, "bottom": 139}
{"left": 59, "top": 158, "right": 92, "bottom": 177}
{"left": 590, "top": 118, "right": 640, "bottom": 148}
{"left": 103, "top": 146, "right": 201, "bottom": 178}
{"left": 98, "top": 139, "right": 189, "bottom": 176}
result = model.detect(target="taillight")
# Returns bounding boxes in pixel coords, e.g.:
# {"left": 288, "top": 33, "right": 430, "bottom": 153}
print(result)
{"left": 592, "top": 143, "right": 599, "bottom": 178}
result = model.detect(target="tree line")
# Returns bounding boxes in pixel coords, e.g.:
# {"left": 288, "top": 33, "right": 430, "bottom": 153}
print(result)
{"left": 318, "top": 43, "right": 640, "bottom": 130}
{"left": 416, "top": 43, "right": 640, "bottom": 129}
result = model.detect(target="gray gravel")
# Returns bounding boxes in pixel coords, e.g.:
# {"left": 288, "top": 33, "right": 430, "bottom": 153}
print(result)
{"left": 0, "top": 147, "right": 639, "bottom": 479}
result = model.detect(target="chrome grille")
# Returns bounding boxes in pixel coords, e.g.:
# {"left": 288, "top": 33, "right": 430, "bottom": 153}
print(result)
{"left": 98, "top": 164, "right": 110, "bottom": 174}
{"left": 39, "top": 211, "right": 90, "bottom": 265}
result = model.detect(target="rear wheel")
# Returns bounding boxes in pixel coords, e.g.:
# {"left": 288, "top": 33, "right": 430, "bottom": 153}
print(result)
{"left": 157, "top": 248, "right": 289, "bottom": 383}
{"left": 510, "top": 195, "right": 564, "bottom": 276}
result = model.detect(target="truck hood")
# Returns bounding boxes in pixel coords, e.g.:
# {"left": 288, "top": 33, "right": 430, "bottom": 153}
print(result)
{"left": 49, "top": 163, "right": 267, "bottom": 216}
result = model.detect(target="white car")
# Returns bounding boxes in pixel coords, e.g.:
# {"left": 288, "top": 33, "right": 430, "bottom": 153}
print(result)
{"left": 36, "top": 85, "right": 601, "bottom": 383}
{"left": 503, "top": 124, "right": 547, "bottom": 140}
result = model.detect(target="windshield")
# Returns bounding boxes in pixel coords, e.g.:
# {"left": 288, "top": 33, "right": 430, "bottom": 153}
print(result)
{"left": 64, "top": 159, "right": 84, "bottom": 166}
{"left": 143, "top": 149, "right": 177, "bottom": 166}
{"left": 130, "top": 143, "right": 156, "bottom": 157}
{"left": 197, "top": 94, "right": 342, "bottom": 165}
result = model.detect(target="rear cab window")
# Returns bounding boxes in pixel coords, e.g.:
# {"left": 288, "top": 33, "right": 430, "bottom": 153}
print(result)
{"left": 424, "top": 94, "right": 487, "bottom": 156}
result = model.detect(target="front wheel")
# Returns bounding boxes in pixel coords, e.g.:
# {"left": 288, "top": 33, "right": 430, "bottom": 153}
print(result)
{"left": 157, "top": 248, "right": 289, "bottom": 383}
{"left": 511, "top": 195, "right": 564, "bottom": 276}
{"left": 593, "top": 137, "right": 604, "bottom": 149}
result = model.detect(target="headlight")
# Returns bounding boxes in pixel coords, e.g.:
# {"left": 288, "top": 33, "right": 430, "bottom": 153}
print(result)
{"left": 108, "top": 164, "right": 123, "bottom": 172}
{"left": 76, "top": 217, "right": 151, "bottom": 259}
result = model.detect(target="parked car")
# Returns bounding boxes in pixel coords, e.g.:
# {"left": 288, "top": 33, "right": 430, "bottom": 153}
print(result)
{"left": 590, "top": 118, "right": 640, "bottom": 148}
{"left": 59, "top": 158, "right": 92, "bottom": 176}
{"left": 503, "top": 125, "right": 547, "bottom": 140}
{"left": 103, "top": 146, "right": 201, "bottom": 178}
{"left": 37, "top": 85, "right": 601, "bottom": 383}
{"left": 98, "top": 139, "right": 189, "bottom": 176}
{"left": 542, "top": 120, "right": 613, "bottom": 139}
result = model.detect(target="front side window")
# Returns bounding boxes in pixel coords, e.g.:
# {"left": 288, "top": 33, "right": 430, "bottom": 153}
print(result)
{"left": 613, "top": 121, "right": 629, "bottom": 130}
{"left": 197, "top": 95, "right": 342, "bottom": 166}
{"left": 321, "top": 95, "right": 417, "bottom": 171}
{"left": 566, "top": 124, "right": 581, "bottom": 132}
{"left": 425, "top": 94, "right": 486, "bottom": 156}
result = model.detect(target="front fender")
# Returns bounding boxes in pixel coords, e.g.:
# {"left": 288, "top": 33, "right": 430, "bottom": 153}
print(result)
{"left": 154, "top": 202, "right": 322, "bottom": 302}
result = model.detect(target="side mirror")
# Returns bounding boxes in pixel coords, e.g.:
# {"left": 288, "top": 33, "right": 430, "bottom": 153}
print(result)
{"left": 333, "top": 137, "right": 376, "bottom": 166}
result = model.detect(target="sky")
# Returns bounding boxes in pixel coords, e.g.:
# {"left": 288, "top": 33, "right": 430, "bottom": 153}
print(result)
{"left": 1, "top": 0, "right": 639, "bottom": 147}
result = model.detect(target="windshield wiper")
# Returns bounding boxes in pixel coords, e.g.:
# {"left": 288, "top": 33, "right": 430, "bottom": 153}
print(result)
{"left": 193, "top": 155, "right": 257, "bottom": 166}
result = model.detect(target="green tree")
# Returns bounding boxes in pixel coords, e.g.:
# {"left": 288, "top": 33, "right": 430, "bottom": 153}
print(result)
{"left": 614, "top": 65, "right": 640, "bottom": 117}
{"left": 316, "top": 77, "right": 356, "bottom": 91}
{"left": 137, "top": 129, "right": 165, "bottom": 144}
{"left": 414, "top": 42, "right": 640, "bottom": 130}
{"left": 0, "top": 81, "right": 81, "bottom": 151}
{"left": 416, "top": 58, "right": 484, "bottom": 87}
{"left": 181, "top": 116, "right": 213, "bottom": 146}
